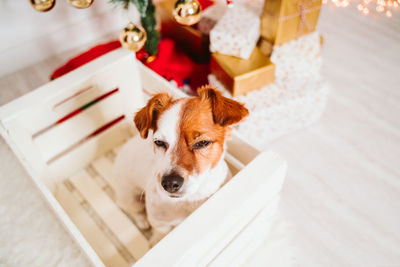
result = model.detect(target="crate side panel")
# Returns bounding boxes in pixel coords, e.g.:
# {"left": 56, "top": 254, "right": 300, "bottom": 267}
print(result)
{"left": 34, "top": 92, "right": 123, "bottom": 162}
{"left": 43, "top": 121, "right": 132, "bottom": 191}
{"left": 134, "top": 151, "right": 287, "bottom": 267}
{"left": 208, "top": 195, "right": 280, "bottom": 267}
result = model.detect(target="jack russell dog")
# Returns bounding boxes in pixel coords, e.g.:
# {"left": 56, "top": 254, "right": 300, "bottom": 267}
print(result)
{"left": 113, "top": 86, "right": 248, "bottom": 245}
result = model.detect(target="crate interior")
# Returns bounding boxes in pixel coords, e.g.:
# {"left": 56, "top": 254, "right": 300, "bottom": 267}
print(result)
{"left": 54, "top": 139, "right": 246, "bottom": 267}
{"left": 0, "top": 52, "right": 261, "bottom": 266}
{"left": 19, "top": 77, "right": 251, "bottom": 266}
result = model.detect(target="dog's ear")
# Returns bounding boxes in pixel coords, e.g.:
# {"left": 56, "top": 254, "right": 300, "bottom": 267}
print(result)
{"left": 134, "top": 93, "right": 173, "bottom": 138}
{"left": 198, "top": 86, "right": 249, "bottom": 127}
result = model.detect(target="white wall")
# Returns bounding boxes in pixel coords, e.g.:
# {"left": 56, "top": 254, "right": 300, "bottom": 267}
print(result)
{"left": 0, "top": 0, "right": 140, "bottom": 78}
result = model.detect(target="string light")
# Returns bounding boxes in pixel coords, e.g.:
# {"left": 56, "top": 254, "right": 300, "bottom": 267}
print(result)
{"left": 324, "top": 0, "right": 398, "bottom": 17}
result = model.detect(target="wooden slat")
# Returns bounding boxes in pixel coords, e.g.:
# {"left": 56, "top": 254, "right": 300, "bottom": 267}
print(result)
{"left": 22, "top": 85, "right": 111, "bottom": 135}
{"left": 43, "top": 121, "right": 131, "bottom": 191}
{"left": 13, "top": 81, "right": 96, "bottom": 135}
{"left": 56, "top": 182, "right": 129, "bottom": 267}
{"left": 69, "top": 171, "right": 150, "bottom": 261}
{"left": 91, "top": 156, "right": 118, "bottom": 194}
{"left": 34, "top": 92, "right": 123, "bottom": 162}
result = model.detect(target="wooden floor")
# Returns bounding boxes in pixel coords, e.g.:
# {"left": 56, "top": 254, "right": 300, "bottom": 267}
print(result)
{"left": 1, "top": 4, "right": 400, "bottom": 266}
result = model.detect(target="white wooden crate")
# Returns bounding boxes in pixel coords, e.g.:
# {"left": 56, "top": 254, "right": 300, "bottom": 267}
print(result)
{"left": 0, "top": 49, "right": 287, "bottom": 267}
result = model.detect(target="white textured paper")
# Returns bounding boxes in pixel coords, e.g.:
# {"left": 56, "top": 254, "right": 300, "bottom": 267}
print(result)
{"left": 197, "top": 4, "right": 227, "bottom": 35}
{"left": 210, "top": 4, "right": 260, "bottom": 59}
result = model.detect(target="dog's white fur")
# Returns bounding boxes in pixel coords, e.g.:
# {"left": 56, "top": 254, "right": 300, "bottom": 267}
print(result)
{"left": 113, "top": 98, "right": 231, "bottom": 245}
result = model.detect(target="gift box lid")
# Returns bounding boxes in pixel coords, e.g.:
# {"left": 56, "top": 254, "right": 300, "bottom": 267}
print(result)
{"left": 212, "top": 47, "right": 273, "bottom": 78}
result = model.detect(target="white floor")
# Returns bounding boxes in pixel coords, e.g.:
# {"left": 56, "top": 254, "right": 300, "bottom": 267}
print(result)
{"left": 1, "top": 4, "right": 400, "bottom": 267}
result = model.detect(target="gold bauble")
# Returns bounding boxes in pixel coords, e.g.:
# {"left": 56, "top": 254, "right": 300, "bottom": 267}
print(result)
{"left": 67, "top": 0, "right": 93, "bottom": 8}
{"left": 29, "top": 0, "right": 56, "bottom": 12}
{"left": 172, "top": 0, "right": 202, "bottom": 26}
{"left": 119, "top": 22, "right": 147, "bottom": 52}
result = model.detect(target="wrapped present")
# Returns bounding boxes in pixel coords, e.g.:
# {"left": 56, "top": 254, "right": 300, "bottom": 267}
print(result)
{"left": 197, "top": 4, "right": 227, "bottom": 35}
{"left": 210, "top": 47, "right": 275, "bottom": 96}
{"left": 158, "top": 0, "right": 211, "bottom": 62}
{"left": 210, "top": 5, "right": 260, "bottom": 59}
{"left": 261, "top": 0, "right": 322, "bottom": 45}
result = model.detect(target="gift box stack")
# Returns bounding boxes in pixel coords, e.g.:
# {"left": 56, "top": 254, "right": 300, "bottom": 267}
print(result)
{"left": 159, "top": 0, "right": 328, "bottom": 147}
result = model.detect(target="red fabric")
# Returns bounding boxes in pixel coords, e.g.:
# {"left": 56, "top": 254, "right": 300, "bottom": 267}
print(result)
{"left": 50, "top": 40, "right": 121, "bottom": 80}
{"left": 50, "top": 39, "right": 210, "bottom": 93}
{"left": 146, "top": 39, "right": 194, "bottom": 87}
{"left": 198, "top": 0, "right": 214, "bottom": 9}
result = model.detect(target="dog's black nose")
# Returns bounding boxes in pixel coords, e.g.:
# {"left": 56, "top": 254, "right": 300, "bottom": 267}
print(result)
{"left": 161, "top": 173, "right": 184, "bottom": 193}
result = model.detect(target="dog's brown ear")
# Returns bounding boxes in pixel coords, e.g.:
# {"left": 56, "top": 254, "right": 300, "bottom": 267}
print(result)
{"left": 198, "top": 86, "right": 249, "bottom": 127}
{"left": 134, "top": 93, "right": 173, "bottom": 138}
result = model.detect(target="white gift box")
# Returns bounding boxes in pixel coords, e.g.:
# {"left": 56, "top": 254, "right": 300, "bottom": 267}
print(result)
{"left": 0, "top": 49, "right": 286, "bottom": 267}
{"left": 210, "top": 5, "right": 260, "bottom": 59}
{"left": 197, "top": 4, "right": 227, "bottom": 35}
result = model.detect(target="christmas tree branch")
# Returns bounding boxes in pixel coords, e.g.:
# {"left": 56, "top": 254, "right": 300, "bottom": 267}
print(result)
{"left": 111, "top": 0, "right": 160, "bottom": 55}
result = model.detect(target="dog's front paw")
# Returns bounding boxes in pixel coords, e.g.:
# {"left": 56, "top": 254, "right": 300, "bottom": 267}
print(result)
{"left": 134, "top": 213, "right": 151, "bottom": 230}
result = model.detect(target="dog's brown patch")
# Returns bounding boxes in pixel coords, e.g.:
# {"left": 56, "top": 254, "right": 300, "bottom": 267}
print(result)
{"left": 134, "top": 93, "right": 174, "bottom": 138}
{"left": 174, "top": 86, "right": 249, "bottom": 176}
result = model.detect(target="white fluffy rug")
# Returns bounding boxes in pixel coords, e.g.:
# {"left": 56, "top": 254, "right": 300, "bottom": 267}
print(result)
{"left": 0, "top": 137, "right": 90, "bottom": 267}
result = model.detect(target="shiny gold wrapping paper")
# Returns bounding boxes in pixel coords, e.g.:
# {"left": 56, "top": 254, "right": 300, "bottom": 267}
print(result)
{"left": 211, "top": 47, "right": 275, "bottom": 96}
{"left": 261, "top": 0, "right": 322, "bottom": 45}
{"left": 158, "top": 0, "right": 210, "bottom": 62}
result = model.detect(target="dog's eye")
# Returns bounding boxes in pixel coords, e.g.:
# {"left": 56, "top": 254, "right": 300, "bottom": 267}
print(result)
{"left": 193, "top": 140, "right": 211, "bottom": 150}
{"left": 154, "top": 140, "right": 168, "bottom": 149}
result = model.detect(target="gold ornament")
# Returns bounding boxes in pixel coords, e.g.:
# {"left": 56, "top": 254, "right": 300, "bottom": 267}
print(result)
{"left": 29, "top": 0, "right": 56, "bottom": 12}
{"left": 172, "top": 0, "right": 202, "bottom": 26}
{"left": 119, "top": 22, "right": 147, "bottom": 52}
{"left": 67, "top": 0, "right": 93, "bottom": 9}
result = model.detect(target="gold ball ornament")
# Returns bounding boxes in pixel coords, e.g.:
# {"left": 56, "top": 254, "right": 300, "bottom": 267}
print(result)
{"left": 172, "top": 0, "right": 202, "bottom": 26}
{"left": 119, "top": 22, "right": 147, "bottom": 52}
{"left": 29, "top": 0, "right": 56, "bottom": 12}
{"left": 67, "top": 0, "right": 94, "bottom": 9}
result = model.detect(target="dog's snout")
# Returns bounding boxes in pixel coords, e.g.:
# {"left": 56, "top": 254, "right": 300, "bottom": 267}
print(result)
{"left": 161, "top": 173, "right": 184, "bottom": 193}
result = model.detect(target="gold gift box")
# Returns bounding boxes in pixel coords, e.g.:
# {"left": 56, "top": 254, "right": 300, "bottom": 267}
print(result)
{"left": 157, "top": 0, "right": 210, "bottom": 62}
{"left": 211, "top": 47, "right": 275, "bottom": 96}
{"left": 261, "top": 0, "right": 322, "bottom": 45}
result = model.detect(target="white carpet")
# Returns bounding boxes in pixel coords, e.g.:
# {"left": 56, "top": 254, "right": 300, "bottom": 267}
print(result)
{"left": 0, "top": 137, "right": 90, "bottom": 266}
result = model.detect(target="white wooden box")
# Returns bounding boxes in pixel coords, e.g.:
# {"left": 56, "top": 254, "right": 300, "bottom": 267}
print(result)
{"left": 0, "top": 49, "right": 287, "bottom": 267}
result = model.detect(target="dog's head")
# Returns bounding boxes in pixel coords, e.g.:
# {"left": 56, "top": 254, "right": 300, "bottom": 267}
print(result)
{"left": 134, "top": 86, "right": 248, "bottom": 199}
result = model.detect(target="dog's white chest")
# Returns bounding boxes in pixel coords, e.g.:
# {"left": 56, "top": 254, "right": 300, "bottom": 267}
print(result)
{"left": 145, "top": 193, "right": 207, "bottom": 227}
